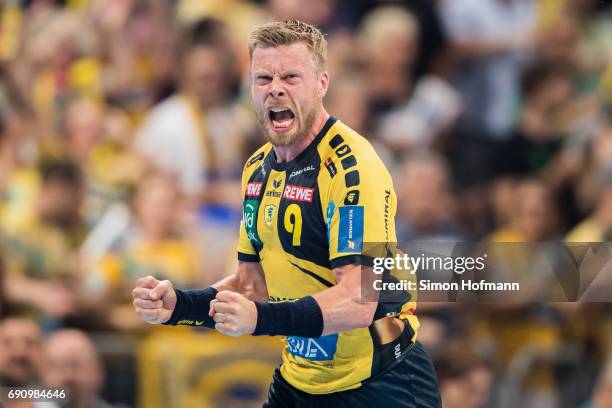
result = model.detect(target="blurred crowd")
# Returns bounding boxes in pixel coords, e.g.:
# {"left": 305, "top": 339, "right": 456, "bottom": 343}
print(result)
{"left": 0, "top": 0, "right": 611, "bottom": 407}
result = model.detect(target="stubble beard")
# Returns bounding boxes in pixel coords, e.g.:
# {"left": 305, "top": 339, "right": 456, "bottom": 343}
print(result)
{"left": 256, "top": 105, "right": 317, "bottom": 148}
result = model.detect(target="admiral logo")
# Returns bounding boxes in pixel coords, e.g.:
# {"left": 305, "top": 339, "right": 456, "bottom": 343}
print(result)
{"left": 344, "top": 190, "right": 360, "bottom": 205}
{"left": 283, "top": 185, "right": 314, "bottom": 202}
{"left": 289, "top": 165, "right": 316, "bottom": 179}
{"left": 273, "top": 178, "right": 282, "bottom": 189}
{"left": 246, "top": 152, "right": 264, "bottom": 168}
{"left": 384, "top": 189, "right": 391, "bottom": 240}
{"left": 324, "top": 157, "right": 337, "bottom": 178}
{"left": 246, "top": 182, "right": 262, "bottom": 197}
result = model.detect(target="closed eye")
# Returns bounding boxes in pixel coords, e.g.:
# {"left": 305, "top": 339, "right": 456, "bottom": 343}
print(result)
{"left": 283, "top": 73, "right": 300, "bottom": 82}
{"left": 255, "top": 75, "right": 272, "bottom": 85}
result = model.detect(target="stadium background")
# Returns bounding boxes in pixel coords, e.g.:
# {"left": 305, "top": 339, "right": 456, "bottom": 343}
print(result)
{"left": 0, "top": 0, "right": 611, "bottom": 407}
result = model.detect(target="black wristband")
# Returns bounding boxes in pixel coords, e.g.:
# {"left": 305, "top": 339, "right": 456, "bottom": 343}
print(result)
{"left": 253, "top": 296, "right": 324, "bottom": 338}
{"left": 163, "top": 287, "right": 218, "bottom": 328}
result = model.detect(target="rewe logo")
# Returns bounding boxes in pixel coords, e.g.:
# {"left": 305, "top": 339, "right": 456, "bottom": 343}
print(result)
{"left": 246, "top": 182, "right": 262, "bottom": 197}
{"left": 283, "top": 185, "right": 314, "bottom": 202}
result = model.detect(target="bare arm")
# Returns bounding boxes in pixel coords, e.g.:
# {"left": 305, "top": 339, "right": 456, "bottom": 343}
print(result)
{"left": 212, "top": 261, "right": 268, "bottom": 302}
{"left": 210, "top": 263, "right": 380, "bottom": 337}
{"left": 313, "top": 263, "right": 378, "bottom": 336}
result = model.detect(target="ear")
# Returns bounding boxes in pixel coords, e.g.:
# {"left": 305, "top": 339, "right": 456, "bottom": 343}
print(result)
{"left": 319, "top": 70, "right": 330, "bottom": 98}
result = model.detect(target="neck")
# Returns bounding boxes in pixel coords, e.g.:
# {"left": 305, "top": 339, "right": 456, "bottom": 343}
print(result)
{"left": 273, "top": 109, "right": 329, "bottom": 163}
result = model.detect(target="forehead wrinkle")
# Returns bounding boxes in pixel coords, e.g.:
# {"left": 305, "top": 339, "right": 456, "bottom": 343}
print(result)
{"left": 251, "top": 43, "right": 317, "bottom": 75}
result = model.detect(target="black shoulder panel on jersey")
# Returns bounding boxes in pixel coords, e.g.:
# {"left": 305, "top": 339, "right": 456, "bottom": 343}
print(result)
{"left": 345, "top": 170, "right": 360, "bottom": 187}
{"left": 341, "top": 155, "right": 357, "bottom": 170}
{"left": 329, "top": 134, "right": 344, "bottom": 149}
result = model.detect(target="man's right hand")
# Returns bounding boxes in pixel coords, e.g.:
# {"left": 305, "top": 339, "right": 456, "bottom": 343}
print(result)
{"left": 132, "top": 276, "right": 177, "bottom": 324}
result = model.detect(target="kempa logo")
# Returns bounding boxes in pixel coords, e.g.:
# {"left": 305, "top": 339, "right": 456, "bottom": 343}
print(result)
{"left": 289, "top": 165, "right": 316, "bottom": 179}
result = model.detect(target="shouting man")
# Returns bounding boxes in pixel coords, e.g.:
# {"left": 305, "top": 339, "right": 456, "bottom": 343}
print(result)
{"left": 132, "top": 20, "right": 440, "bottom": 407}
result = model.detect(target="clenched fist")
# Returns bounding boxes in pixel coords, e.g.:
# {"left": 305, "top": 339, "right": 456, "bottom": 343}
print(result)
{"left": 132, "top": 276, "right": 177, "bottom": 324}
{"left": 209, "top": 291, "right": 258, "bottom": 337}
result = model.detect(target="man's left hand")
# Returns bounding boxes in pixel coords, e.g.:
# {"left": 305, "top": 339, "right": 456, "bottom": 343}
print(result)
{"left": 209, "top": 290, "right": 257, "bottom": 336}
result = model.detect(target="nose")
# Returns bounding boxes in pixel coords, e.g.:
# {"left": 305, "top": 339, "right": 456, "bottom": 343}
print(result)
{"left": 269, "top": 77, "right": 285, "bottom": 99}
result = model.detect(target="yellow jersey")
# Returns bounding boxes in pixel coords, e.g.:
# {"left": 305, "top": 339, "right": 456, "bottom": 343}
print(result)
{"left": 237, "top": 117, "right": 418, "bottom": 394}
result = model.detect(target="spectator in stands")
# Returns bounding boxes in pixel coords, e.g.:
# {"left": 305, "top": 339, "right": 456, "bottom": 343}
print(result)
{"left": 395, "top": 150, "right": 464, "bottom": 242}
{"left": 43, "top": 329, "right": 122, "bottom": 408}
{"left": 65, "top": 101, "right": 143, "bottom": 226}
{"left": 136, "top": 22, "right": 247, "bottom": 205}
{"left": 0, "top": 317, "right": 43, "bottom": 387}
{"left": 440, "top": 0, "right": 537, "bottom": 192}
{"left": 1, "top": 160, "right": 83, "bottom": 320}
{"left": 490, "top": 178, "right": 559, "bottom": 242}
{"left": 498, "top": 62, "right": 573, "bottom": 177}
{"left": 360, "top": 6, "right": 420, "bottom": 118}
{"left": 91, "top": 171, "right": 203, "bottom": 331}
{"left": 440, "top": 0, "right": 536, "bottom": 141}
{"left": 361, "top": 6, "right": 460, "bottom": 158}
{"left": 435, "top": 342, "right": 493, "bottom": 408}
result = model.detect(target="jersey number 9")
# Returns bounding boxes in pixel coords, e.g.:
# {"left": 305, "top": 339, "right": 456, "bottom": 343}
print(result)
{"left": 284, "top": 204, "right": 302, "bottom": 246}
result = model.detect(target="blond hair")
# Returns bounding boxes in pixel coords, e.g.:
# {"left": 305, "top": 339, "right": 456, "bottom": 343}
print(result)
{"left": 248, "top": 20, "right": 327, "bottom": 70}
{"left": 361, "top": 6, "right": 419, "bottom": 50}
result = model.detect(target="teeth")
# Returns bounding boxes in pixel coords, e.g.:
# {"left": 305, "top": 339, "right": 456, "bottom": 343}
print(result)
{"left": 272, "top": 118, "right": 293, "bottom": 128}
{"left": 270, "top": 107, "right": 289, "bottom": 112}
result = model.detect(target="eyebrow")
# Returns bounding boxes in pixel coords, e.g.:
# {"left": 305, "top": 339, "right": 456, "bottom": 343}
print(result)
{"left": 253, "top": 70, "right": 302, "bottom": 78}
{"left": 282, "top": 70, "right": 301, "bottom": 77}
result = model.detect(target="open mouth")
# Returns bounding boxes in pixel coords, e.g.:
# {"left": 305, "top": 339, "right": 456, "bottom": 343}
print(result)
{"left": 268, "top": 107, "right": 295, "bottom": 131}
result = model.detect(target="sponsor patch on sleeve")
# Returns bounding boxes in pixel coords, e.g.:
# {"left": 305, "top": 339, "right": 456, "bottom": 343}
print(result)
{"left": 338, "top": 206, "right": 364, "bottom": 253}
{"left": 324, "top": 157, "right": 337, "bottom": 178}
